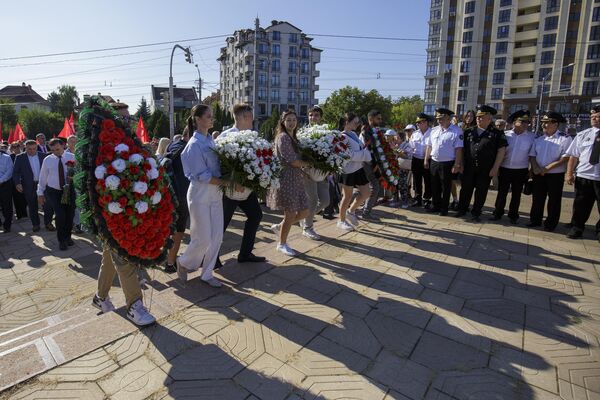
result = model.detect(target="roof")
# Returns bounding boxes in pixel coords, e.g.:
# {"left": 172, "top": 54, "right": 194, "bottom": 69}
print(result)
{"left": 266, "top": 20, "right": 302, "bottom": 32}
{"left": 151, "top": 85, "right": 198, "bottom": 102}
{"left": 0, "top": 83, "right": 49, "bottom": 105}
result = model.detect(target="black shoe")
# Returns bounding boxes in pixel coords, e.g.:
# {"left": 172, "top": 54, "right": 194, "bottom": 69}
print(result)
{"left": 454, "top": 211, "right": 466, "bottom": 218}
{"left": 214, "top": 258, "right": 224, "bottom": 270}
{"left": 46, "top": 224, "right": 56, "bottom": 231}
{"left": 238, "top": 253, "right": 266, "bottom": 263}
{"left": 509, "top": 218, "right": 518, "bottom": 225}
{"left": 471, "top": 215, "right": 481, "bottom": 223}
{"left": 59, "top": 242, "right": 68, "bottom": 251}
{"left": 410, "top": 198, "right": 422, "bottom": 207}
{"left": 67, "top": 239, "right": 75, "bottom": 246}
{"left": 439, "top": 210, "right": 448, "bottom": 216}
{"left": 567, "top": 228, "right": 583, "bottom": 239}
{"left": 526, "top": 222, "right": 541, "bottom": 228}
{"left": 449, "top": 201, "right": 458, "bottom": 211}
{"left": 427, "top": 207, "right": 440, "bottom": 213}
{"left": 322, "top": 214, "right": 335, "bottom": 220}
{"left": 543, "top": 226, "right": 555, "bottom": 232}
{"left": 74, "top": 225, "right": 83, "bottom": 234}
{"left": 32, "top": 225, "right": 40, "bottom": 232}
{"left": 564, "top": 222, "right": 573, "bottom": 229}
{"left": 164, "top": 262, "right": 177, "bottom": 273}
{"left": 489, "top": 215, "right": 502, "bottom": 221}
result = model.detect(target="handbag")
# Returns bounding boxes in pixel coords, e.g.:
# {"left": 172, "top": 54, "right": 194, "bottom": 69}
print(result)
{"left": 522, "top": 179, "right": 533, "bottom": 195}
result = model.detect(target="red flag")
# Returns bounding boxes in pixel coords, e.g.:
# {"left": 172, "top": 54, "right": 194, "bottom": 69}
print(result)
{"left": 136, "top": 117, "right": 149, "bottom": 143}
{"left": 58, "top": 118, "right": 74, "bottom": 139}
{"left": 69, "top": 113, "right": 75, "bottom": 132}
{"left": 8, "top": 128, "right": 14, "bottom": 144}
{"left": 14, "top": 123, "right": 26, "bottom": 142}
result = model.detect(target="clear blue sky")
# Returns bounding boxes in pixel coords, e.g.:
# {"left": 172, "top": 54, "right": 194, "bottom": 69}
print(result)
{"left": 0, "top": 0, "right": 429, "bottom": 111}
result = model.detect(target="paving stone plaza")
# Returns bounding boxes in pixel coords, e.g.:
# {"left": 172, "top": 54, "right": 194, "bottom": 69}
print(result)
{"left": 0, "top": 189, "right": 599, "bottom": 400}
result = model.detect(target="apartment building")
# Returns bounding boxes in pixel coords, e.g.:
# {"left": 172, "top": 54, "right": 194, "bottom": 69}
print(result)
{"left": 218, "top": 19, "right": 321, "bottom": 126}
{"left": 424, "top": 0, "right": 600, "bottom": 130}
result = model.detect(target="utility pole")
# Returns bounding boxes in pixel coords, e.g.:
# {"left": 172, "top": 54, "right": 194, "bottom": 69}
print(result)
{"left": 194, "top": 64, "right": 202, "bottom": 104}
{"left": 169, "top": 45, "right": 193, "bottom": 139}
{"left": 253, "top": 17, "right": 259, "bottom": 130}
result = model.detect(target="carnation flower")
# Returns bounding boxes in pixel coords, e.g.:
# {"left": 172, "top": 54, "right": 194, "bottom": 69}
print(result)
{"left": 105, "top": 175, "right": 120, "bottom": 190}
{"left": 111, "top": 159, "right": 126, "bottom": 172}
{"left": 115, "top": 143, "right": 129, "bottom": 153}
{"left": 146, "top": 168, "right": 159, "bottom": 180}
{"left": 94, "top": 165, "right": 107, "bottom": 180}
{"left": 146, "top": 158, "right": 157, "bottom": 168}
{"left": 129, "top": 153, "right": 144, "bottom": 164}
{"left": 151, "top": 192, "right": 162, "bottom": 205}
{"left": 133, "top": 181, "right": 148, "bottom": 194}
{"left": 135, "top": 201, "right": 149, "bottom": 214}
{"left": 108, "top": 202, "right": 123, "bottom": 214}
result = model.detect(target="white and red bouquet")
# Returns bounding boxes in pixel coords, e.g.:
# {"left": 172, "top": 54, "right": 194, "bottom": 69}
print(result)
{"left": 370, "top": 128, "right": 400, "bottom": 190}
{"left": 297, "top": 124, "right": 351, "bottom": 180}
{"left": 214, "top": 130, "right": 281, "bottom": 199}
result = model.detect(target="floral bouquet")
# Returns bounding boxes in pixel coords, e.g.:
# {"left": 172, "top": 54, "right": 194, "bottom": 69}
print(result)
{"left": 61, "top": 159, "right": 76, "bottom": 205}
{"left": 214, "top": 130, "right": 281, "bottom": 200}
{"left": 74, "top": 96, "right": 177, "bottom": 267}
{"left": 297, "top": 124, "right": 351, "bottom": 181}
{"left": 368, "top": 128, "right": 400, "bottom": 191}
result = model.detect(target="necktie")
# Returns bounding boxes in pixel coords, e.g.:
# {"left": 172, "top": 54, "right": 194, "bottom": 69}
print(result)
{"left": 58, "top": 155, "right": 65, "bottom": 188}
{"left": 590, "top": 130, "right": 600, "bottom": 165}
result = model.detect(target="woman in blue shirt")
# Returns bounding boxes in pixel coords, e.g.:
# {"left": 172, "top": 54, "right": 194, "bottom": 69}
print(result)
{"left": 177, "top": 104, "right": 242, "bottom": 287}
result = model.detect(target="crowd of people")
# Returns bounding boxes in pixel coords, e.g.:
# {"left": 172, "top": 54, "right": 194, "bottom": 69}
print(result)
{"left": 0, "top": 101, "right": 598, "bottom": 326}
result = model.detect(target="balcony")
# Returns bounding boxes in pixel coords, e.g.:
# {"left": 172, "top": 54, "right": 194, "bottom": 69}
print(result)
{"left": 516, "top": 12, "right": 540, "bottom": 26}
{"left": 511, "top": 63, "right": 535, "bottom": 73}
{"left": 313, "top": 84, "right": 319, "bottom": 91}
{"left": 513, "top": 46, "right": 536, "bottom": 58}
{"left": 504, "top": 92, "right": 536, "bottom": 100}
{"left": 515, "top": 29, "right": 538, "bottom": 42}
{"left": 518, "top": 0, "right": 540, "bottom": 10}
{"left": 243, "top": 64, "right": 253, "bottom": 74}
{"left": 313, "top": 70, "right": 320, "bottom": 77}
{"left": 511, "top": 78, "right": 534, "bottom": 88}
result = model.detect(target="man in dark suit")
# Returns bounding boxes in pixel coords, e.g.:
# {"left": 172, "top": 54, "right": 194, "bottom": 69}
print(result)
{"left": 13, "top": 140, "right": 54, "bottom": 232}
{"left": 36, "top": 133, "right": 50, "bottom": 154}
{"left": 9, "top": 142, "right": 28, "bottom": 220}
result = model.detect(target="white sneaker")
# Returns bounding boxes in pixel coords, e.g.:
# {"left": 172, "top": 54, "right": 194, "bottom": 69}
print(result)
{"left": 337, "top": 220, "right": 355, "bottom": 231}
{"left": 302, "top": 227, "right": 321, "bottom": 240}
{"left": 177, "top": 261, "right": 188, "bottom": 283}
{"left": 277, "top": 243, "right": 297, "bottom": 257}
{"left": 127, "top": 299, "right": 156, "bottom": 326}
{"left": 92, "top": 294, "right": 115, "bottom": 313}
{"left": 201, "top": 277, "right": 223, "bottom": 288}
{"left": 270, "top": 223, "right": 281, "bottom": 235}
{"left": 346, "top": 211, "right": 359, "bottom": 226}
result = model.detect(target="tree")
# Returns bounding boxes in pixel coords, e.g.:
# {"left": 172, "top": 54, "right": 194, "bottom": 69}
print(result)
{"left": 18, "top": 109, "right": 63, "bottom": 139}
{"left": 390, "top": 95, "right": 424, "bottom": 130}
{"left": 321, "top": 86, "right": 393, "bottom": 127}
{"left": 0, "top": 99, "right": 18, "bottom": 140}
{"left": 47, "top": 85, "right": 79, "bottom": 118}
{"left": 153, "top": 113, "right": 170, "bottom": 138}
{"left": 147, "top": 109, "right": 164, "bottom": 137}
{"left": 211, "top": 102, "right": 233, "bottom": 133}
{"left": 135, "top": 97, "right": 150, "bottom": 120}
{"left": 259, "top": 106, "right": 279, "bottom": 142}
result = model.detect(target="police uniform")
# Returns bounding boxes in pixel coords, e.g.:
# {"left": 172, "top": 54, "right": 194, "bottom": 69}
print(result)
{"left": 492, "top": 110, "right": 535, "bottom": 223}
{"left": 565, "top": 105, "right": 600, "bottom": 239}
{"left": 425, "top": 108, "right": 463, "bottom": 215}
{"left": 528, "top": 112, "right": 572, "bottom": 231}
{"left": 410, "top": 113, "right": 433, "bottom": 206}
{"left": 457, "top": 105, "right": 507, "bottom": 220}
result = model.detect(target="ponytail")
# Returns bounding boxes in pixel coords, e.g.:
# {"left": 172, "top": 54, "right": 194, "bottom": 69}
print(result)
{"left": 187, "top": 116, "right": 194, "bottom": 136}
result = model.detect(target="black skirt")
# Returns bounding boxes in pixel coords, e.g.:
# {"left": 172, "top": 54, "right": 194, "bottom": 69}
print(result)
{"left": 339, "top": 168, "right": 369, "bottom": 187}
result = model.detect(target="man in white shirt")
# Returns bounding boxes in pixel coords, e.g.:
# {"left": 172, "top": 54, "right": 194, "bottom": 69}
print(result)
{"left": 565, "top": 105, "right": 600, "bottom": 241}
{"left": 0, "top": 150, "right": 13, "bottom": 232}
{"left": 527, "top": 112, "right": 572, "bottom": 231}
{"left": 37, "top": 138, "right": 75, "bottom": 249}
{"left": 410, "top": 113, "right": 433, "bottom": 207}
{"left": 217, "top": 104, "right": 265, "bottom": 266}
{"left": 424, "top": 108, "right": 464, "bottom": 216}
{"left": 491, "top": 110, "right": 535, "bottom": 224}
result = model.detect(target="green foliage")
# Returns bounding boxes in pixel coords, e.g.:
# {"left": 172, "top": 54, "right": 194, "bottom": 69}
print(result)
{"left": 321, "top": 86, "right": 393, "bottom": 127}
{"left": 153, "top": 112, "right": 170, "bottom": 138}
{"left": 390, "top": 95, "right": 424, "bottom": 130}
{"left": 47, "top": 85, "right": 79, "bottom": 118}
{"left": 259, "top": 106, "right": 279, "bottom": 142}
{"left": 18, "top": 108, "right": 64, "bottom": 139}
{"left": 147, "top": 109, "right": 165, "bottom": 137}
{"left": 0, "top": 99, "right": 18, "bottom": 140}
{"left": 211, "top": 102, "right": 233, "bottom": 133}
{"left": 134, "top": 97, "right": 150, "bottom": 120}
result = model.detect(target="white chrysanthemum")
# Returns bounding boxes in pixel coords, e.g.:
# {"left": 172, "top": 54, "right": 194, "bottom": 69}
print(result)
{"left": 108, "top": 202, "right": 123, "bottom": 214}
{"left": 114, "top": 143, "right": 129, "bottom": 153}
{"left": 151, "top": 192, "right": 162, "bottom": 205}
{"left": 135, "top": 201, "right": 148, "bottom": 214}
{"left": 129, "top": 153, "right": 144, "bottom": 164}
{"left": 111, "top": 159, "right": 126, "bottom": 172}
{"left": 94, "top": 165, "right": 107, "bottom": 180}
{"left": 133, "top": 181, "right": 148, "bottom": 194}
{"left": 146, "top": 168, "right": 159, "bottom": 180}
{"left": 146, "top": 158, "right": 157, "bottom": 168}
{"left": 105, "top": 175, "right": 120, "bottom": 190}
{"left": 386, "top": 170, "right": 392, "bottom": 176}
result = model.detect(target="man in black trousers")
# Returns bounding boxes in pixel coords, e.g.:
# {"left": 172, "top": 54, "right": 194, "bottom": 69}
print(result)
{"left": 218, "top": 104, "right": 265, "bottom": 266}
{"left": 455, "top": 105, "right": 507, "bottom": 222}
{"left": 410, "top": 113, "right": 434, "bottom": 208}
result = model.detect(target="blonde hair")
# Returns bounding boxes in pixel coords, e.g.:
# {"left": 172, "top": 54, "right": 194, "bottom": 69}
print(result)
{"left": 155, "top": 137, "right": 171, "bottom": 157}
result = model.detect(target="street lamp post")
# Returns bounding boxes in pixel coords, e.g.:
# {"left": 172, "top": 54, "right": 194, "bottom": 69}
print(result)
{"left": 194, "top": 64, "right": 202, "bottom": 105}
{"left": 536, "top": 62, "right": 575, "bottom": 134}
{"left": 169, "top": 45, "right": 193, "bottom": 139}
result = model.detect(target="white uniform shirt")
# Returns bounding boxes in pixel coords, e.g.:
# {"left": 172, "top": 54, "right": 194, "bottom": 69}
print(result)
{"left": 37, "top": 152, "right": 75, "bottom": 195}
{"left": 501, "top": 130, "right": 535, "bottom": 169}
{"left": 409, "top": 128, "right": 431, "bottom": 159}
{"left": 425, "top": 124, "right": 463, "bottom": 162}
{"left": 566, "top": 127, "right": 600, "bottom": 181}
{"left": 218, "top": 126, "right": 240, "bottom": 139}
{"left": 27, "top": 153, "right": 41, "bottom": 182}
{"left": 529, "top": 131, "right": 572, "bottom": 174}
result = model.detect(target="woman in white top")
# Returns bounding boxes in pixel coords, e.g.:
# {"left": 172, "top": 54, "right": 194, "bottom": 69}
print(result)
{"left": 337, "top": 112, "right": 372, "bottom": 231}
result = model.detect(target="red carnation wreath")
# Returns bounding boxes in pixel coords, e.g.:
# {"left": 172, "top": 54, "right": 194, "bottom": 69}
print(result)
{"left": 368, "top": 129, "right": 401, "bottom": 191}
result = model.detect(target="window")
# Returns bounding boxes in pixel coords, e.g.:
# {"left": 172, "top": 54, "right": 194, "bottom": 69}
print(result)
{"left": 564, "top": 47, "right": 576, "bottom": 58}
{"left": 460, "top": 60, "right": 471, "bottom": 73}
{"left": 567, "top": 30, "right": 579, "bottom": 40}
{"left": 541, "top": 51, "right": 554, "bottom": 64}
{"left": 499, "top": 9, "right": 511, "bottom": 23}
{"left": 495, "top": 57, "right": 506, "bottom": 70}
{"left": 301, "top": 62, "right": 309, "bottom": 73}
{"left": 430, "top": 9, "right": 441, "bottom": 20}
{"left": 543, "top": 34, "right": 556, "bottom": 48}
{"left": 258, "top": 74, "right": 267, "bottom": 86}
{"left": 457, "top": 90, "right": 468, "bottom": 101}
{"left": 464, "top": 16, "right": 474, "bottom": 29}
{"left": 272, "top": 44, "right": 280, "bottom": 56}
{"left": 497, "top": 26, "right": 510, "bottom": 38}
{"left": 583, "top": 81, "right": 598, "bottom": 95}
{"left": 593, "top": 7, "right": 600, "bottom": 21}
{"left": 300, "top": 105, "right": 307, "bottom": 116}
{"left": 289, "top": 33, "right": 298, "bottom": 43}
{"left": 591, "top": 26, "right": 600, "bottom": 41}
{"left": 563, "top": 64, "right": 574, "bottom": 75}
{"left": 258, "top": 89, "right": 266, "bottom": 100}
{"left": 545, "top": 16, "right": 559, "bottom": 30}
{"left": 258, "top": 58, "right": 267, "bottom": 70}
{"left": 500, "top": 0, "right": 511, "bottom": 5}
{"left": 456, "top": 104, "right": 465, "bottom": 116}
{"left": 569, "top": 12, "right": 580, "bottom": 22}
{"left": 271, "top": 75, "right": 280, "bottom": 87}
{"left": 288, "top": 75, "right": 297, "bottom": 87}
{"left": 272, "top": 31, "right": 280, "bottom": 41}
{"left": 271, "top": 89, "right": 279, "bottom": 101}
{"left": 271, "top": 59, "right": 280, "bottom": 71}
{"left": 429, "top": 24, "right": 441, "bottom": 35}
{"left": 288, "top": 91, "right": 296, "bottom": 101}
{"left": 300, "top": 76, "right": 309, "bottom": 88}
{"left": 461, "top": 46, "right": 472, "bottom": 58}
{"left": 258, "top": 43, "right": 268, "bottom": 54}
{"left": 462, "top": 31, "right": 473, "bottom": 43}
{"left": 465, "top": 1, "right": 475, "bottom": 13}
{"left": 588, "top": 44, "right": 600, "bottom": 59}
{"left": 289, "top": 61, "right": 297, "bottom": 73}
{"left": 431, "top": 0, "right": 442, "bottom": 6}
{"left": 428, "top": 50, "right": 439, "bottom": 62}
{"left": 538, "top": 68, "right": 552, "bottom": 81}
{"left": 547, "top": 0, "right": 560, "bottom": 12}
{"left": 300, "top": 91, "right": 309, "bottom": 102}
{"left": 491, "top": 88, "right": 503, "bottom": 100}
{"left": 289, "top": 47, "right": 297, "bottom": 58}
{"left": 429, "top": 37, "right": 440, "bottom": 47}
{"left": 259, "top": 103, "right": 266, "bottom": 115}
{"left": 493, "top": 72, "right": 505, "bottom": 84}
{"left": 585, "top": 62, "right": 600, "bottom": 77}
{"left": 424, "top": 92, "right": 435, "bottom": 102}
{"left": 301, "top": 48, "right": 310, "bottom": 59}
{"left": 426, "top": 64, "right": 437, "bottom": 75}
{"left": 459, "top": 75, "right": 469, "bottom": 87}
{"left": 496, "top": 42, "right": 508, "bottom": 54}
